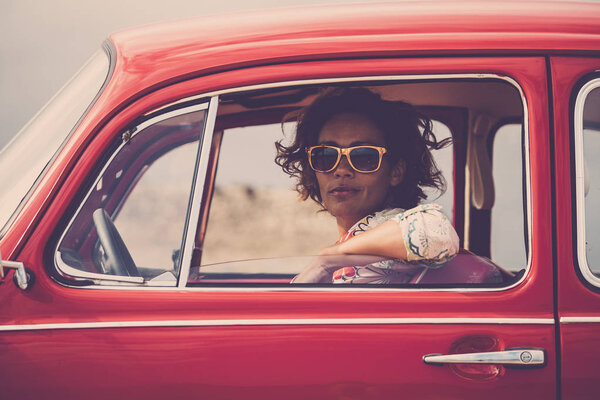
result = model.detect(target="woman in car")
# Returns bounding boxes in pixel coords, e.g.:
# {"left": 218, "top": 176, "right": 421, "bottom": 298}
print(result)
{"left": 276, "top": 87, "right": 459, "bottom": 284}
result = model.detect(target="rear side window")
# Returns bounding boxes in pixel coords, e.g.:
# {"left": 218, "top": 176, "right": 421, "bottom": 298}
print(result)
{"left": 491, "top": 123, "right": 527, "bottom": 268}
{"left": 575, "top": 80, "right": 600, "bottom": 284}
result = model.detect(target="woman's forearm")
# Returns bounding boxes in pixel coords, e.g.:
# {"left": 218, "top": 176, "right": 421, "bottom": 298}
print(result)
{"left": 293, "top": 206, "right": 460, "bottom": 283}
{"left": 327, "top": 220, "right": 408, "bottom": 259}
{"left": 327, "top": 209, "right": 459, "bottom": 263}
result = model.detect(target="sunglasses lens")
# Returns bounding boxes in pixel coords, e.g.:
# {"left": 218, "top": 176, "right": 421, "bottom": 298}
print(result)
{"left": 310, "top": 147, "right": 339, "bottom": 171}
{"left": 349, "top": 147, "right": 381, "bottom": 172}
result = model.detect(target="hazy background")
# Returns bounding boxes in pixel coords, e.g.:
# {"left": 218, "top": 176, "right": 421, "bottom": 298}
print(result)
{"left": 3, "top": 0, "right": 531, "bottom": 272}
{"left": 0, "top": 0, "right": 377, "bottom": 149}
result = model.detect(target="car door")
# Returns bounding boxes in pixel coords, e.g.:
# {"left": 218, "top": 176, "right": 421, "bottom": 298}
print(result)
{"left": 1, "top": 56, "right": 555, "bottom": 399}
{"left": 551, "top": 56, "right": 600, "bottom": 399}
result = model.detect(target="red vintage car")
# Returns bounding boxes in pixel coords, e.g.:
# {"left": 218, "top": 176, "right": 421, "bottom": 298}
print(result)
{"left": 1, "top": 1, "right": 600, "bottom": 398}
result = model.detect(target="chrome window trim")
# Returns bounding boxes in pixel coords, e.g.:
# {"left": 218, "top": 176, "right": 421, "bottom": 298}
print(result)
{"left": 149, "top": 74, "right": 525, "bottom": 114}
{"left": 133, "top": 102, "right": 209, "bottom": 136}
{"left": 0, "top": 317, "right": 554, "bottom": 332}
{"left": 54, "top": 102, "right": 210, "bottom": 285}
{"left": 55, "top": 73, "right": 531, "bottom": 293}
{"left": 55, "top": 250, "right": 144, "bottom": 283}
{"left": 178, "top": 96, "right": 219, "bottom": 287}
{"left": 560, "top": 316, "right": 600, "bottom": 323}
{"left": 46, "top": 284, "right": 529, "bottom": 292}
{"left": 574, "top": 78, "right": 600, "bottom": 287}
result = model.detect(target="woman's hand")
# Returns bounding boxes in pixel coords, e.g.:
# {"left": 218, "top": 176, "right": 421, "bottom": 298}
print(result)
{"left": 291, "top": 221, "right": 409, "bottom": 284}
{"left": 291, "top": 252, "right": 388, "bottom": 284}
{"left": 317, "top": 245, "right": 342, "bottom": 257}
{"left": 290, "top": 258, "right": 335, "bottom": 283}
{"left": 291, "top": 248, "right": 341, "bottom": 283}
{"left": 290, "top": 246, "right": 341, "bottom": 283}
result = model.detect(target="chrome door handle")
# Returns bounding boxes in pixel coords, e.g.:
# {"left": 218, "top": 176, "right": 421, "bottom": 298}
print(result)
{"left": 423, "top": 348, "right": 545, "bottom": 367}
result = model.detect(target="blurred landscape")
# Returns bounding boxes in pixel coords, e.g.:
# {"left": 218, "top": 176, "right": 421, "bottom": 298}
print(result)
{"left": 116, "top": 183, "right": 338, "bottom": 270}
{"left": 202, "top": 185, "right": 338, "bottom": 265}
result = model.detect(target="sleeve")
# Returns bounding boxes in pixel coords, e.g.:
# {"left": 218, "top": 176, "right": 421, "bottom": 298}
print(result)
{"left": 392, "top": 203, "right": 459, "bottom": 265}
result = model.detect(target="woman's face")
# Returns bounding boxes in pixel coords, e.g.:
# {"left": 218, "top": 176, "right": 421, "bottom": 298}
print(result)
{"left": 315, "top": 112, "right": 404, "bottom": 232}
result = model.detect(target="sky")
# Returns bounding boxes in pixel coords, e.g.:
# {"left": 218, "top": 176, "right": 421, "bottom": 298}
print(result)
{"left": 0, "top": 0, "right": 376, "bottom": 148}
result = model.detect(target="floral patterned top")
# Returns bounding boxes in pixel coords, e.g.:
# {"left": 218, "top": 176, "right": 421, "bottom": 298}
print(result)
{"left": 332, "top": 203, "right": 460, "bottom": 284}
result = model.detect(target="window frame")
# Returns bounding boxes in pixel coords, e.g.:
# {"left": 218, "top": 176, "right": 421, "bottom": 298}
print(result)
{"left": 50, "top": 73, "right": 531, "bottom": 292}
{"left": 183, "top": 74, "right": 531, "bottom": 292}
{"left": 53, "top": 100, "right": 213, "bottom": 286}
{"left": 574, "top": 77, "right": 600, "bottom": 287}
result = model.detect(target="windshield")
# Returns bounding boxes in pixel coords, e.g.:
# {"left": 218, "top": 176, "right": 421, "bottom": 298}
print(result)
{"left": 0, "top": 48, "right": 111, "bottom": 236}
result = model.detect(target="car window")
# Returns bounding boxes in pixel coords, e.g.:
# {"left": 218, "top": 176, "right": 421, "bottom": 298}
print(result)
{"left": 200, "top": 122, "right": 338, "bottom": 265}
{"left": 583, "top": 127, "right": 600, "bottom": 269}
{"left": 52, "top": 79, "right": 526, "bottom": 288}
{"left": 114, "top": 141, "right": 197, "bottom": 271}
{"left": 55, "top": 103, "right": 207, "bottom": 285}
{"left": 491, "top": 123, "right": 527, "bottom": 270}
{"left": 189, "top": 80, "right": 525, "bottom": 288}
{"left": 201, "top": 120, "right": 454, "bottom": 266}
{"left": 424, "top": 121, "right": 454, "bottom": 220}
{"left": 575, "top": 81, "right": 600, "bottom": 283}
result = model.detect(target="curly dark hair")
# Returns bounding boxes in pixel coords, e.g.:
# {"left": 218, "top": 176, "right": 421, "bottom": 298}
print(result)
{"left": 275, "top": 87, "right": 450, "bottom": 210}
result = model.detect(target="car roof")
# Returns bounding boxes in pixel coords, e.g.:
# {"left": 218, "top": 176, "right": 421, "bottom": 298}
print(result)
{"left": 106, "top": 0, "right": 600, "bottom": 101}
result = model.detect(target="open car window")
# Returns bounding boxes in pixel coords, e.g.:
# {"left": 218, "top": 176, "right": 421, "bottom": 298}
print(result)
{"left": 200, "top": 119, "right": 454, "bottom": 266}
{"left": 189, "top": 79, "right": 527, "bottom": 288}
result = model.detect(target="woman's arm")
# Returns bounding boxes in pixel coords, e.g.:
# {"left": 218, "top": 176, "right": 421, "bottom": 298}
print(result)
{"left": 290, "top": 253, "right": 389, "bottom": 283}
{"left": 321, "top": 219, "right": 407, "bottom": 259}
{"left": 291, "top": 205, "right": 459, "bottom": 283}
{"left": 325, "top": 206, "right": 459, "bottom": 262}
{"left": 291, "top": 223, "right": 406, "bottom": 283}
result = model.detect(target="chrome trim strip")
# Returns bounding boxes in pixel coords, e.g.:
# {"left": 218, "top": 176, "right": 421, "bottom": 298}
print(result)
{"left": 0, "top": 317, "right": 554, "bottom": 332}
{"left": 150, "top": 74, "right": 523, "bottom": 112}
{"left": 54, "top": 102, "right": 211, "bottom": 285}
{"left": 561, "top": 316, "right": 600, "bottom": 323}
{"left": 133, "top": 102, "right": 209, "bottom": 139}
{"left": 49, "top": 285, "right": 526, "bottom": 292}
{"left": 178, "top": 96, "right": 219, "bottom": 287}
{"left": 522, "top": 78, "right": 533, "bottom": 274}
{"left": 56, "top": 73, "right": 530, "bottom": 293}
{"left": 574, "top": 78, "right": 600, "bottom": 288}
{"left": 55, "top": 250, "right": 144, "bottom": 284}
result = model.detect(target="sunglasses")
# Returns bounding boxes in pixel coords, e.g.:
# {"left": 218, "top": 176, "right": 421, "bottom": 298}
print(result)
{"left": 306, "top": 145, "right": 387, "bottom": 173}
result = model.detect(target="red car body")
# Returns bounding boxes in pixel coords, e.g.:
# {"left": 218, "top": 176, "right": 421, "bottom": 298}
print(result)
{"left": 1, "top": 1, "right": 600, "bottom": 398}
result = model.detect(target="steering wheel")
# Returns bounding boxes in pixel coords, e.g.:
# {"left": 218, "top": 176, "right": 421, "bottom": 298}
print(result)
{"left": 92, "top": 208, "right": 140, "bottom": 277}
